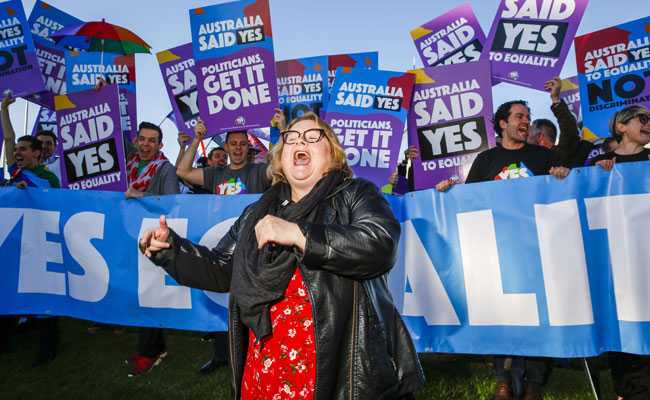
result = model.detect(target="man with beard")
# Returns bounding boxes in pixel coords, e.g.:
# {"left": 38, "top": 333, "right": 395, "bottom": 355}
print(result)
{"left": 436, "top": 100, "right": 570, "bottom": 400}
{"left": 437, "top": 100, "right": 571, "bottom": 185}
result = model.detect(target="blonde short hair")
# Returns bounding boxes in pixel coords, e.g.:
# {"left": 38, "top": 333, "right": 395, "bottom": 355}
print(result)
{"left": 609, "top": 105, "right": 650, "bottom": 141}
{"left": 267, "top": 112, "right": 352, "bottom": 185}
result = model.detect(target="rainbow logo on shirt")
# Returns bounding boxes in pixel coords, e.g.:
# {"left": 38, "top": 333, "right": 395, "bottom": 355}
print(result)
{"left": 216, "top": 177, "right": 248, "bottom": 195}
{"left": 494, "top": 163, "right": 531, "bottom": 180}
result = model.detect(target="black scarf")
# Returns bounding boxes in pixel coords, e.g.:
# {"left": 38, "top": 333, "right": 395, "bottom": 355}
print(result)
{"left": 230, "top": 170, "right": 346, "bottom": 340}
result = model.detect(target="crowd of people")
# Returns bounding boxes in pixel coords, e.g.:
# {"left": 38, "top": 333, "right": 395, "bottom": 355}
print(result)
{"left": 1, "top": 72, "right": 650, "bottom": 399}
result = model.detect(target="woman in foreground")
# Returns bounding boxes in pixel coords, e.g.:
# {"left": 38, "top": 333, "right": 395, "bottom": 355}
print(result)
{"left": 139, "top": 112, "right": 424, "bottom": 399}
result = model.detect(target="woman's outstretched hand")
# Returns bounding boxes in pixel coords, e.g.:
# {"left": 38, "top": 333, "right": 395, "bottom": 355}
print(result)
{"left": 139, "top": 215, "right": 171, "bottom": 257}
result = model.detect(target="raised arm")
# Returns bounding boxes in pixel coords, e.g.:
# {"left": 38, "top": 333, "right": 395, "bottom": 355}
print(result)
{"left": 546, "top": 77, "right": 580, "bottom": 166}
{"left": 1, "top": 96, "right": 16, "bottom": 165}
{"left": 174, "top": 132, "right": 191, "bottom": 167}
{"left": 175, "top": 121, "right": 205, "bottom": 187}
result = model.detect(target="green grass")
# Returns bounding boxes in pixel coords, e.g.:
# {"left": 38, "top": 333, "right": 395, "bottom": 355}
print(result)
{"left": 0, "top": 319, "right": 615, "bottom": 399}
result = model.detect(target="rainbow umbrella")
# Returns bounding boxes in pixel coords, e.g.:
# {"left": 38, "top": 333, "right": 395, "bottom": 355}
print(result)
{"left": 51, "top": 19, "right": 151, "bottom": 56}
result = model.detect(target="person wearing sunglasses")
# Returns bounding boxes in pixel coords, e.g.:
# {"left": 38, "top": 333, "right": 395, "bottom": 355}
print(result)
{"left": 590, "top": 105, "right": 650, "bottom": 171}
{"left": 589, "top": 104, "right": 650, "bottom": 400}
{"left": 138, "top": 112, "right": 424, "bottom": 399}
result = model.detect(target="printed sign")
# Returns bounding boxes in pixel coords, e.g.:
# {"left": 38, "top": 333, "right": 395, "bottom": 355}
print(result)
{"left": 31, "top": 106, "right": 57, "bottom": 136}
{"left": 54, "top": 84, "right": 127, "bottom": 191}
{"left": 276, "top": 55, "right": 328, "bottom": 121}
{"left": 327, "top": 51, "right": 378, "bottom": 90}
{"left": 26, "top": 0, "right": 83, "bottom": 108}
{"left": 559, "top": 76, "right": 581, "bottom": 123}
{"left": 65, "top": 50, "right": 138, "bottom": 140}
{"left": 575, "top": 16, "right": 650, "bottom": 138}
{"left": 483, "top": 0, "right": 589, "bottom": 89}
{"left": 157, "top": 43, "right": 200, "bottom": 135}
{"left": 411, "top": 3, "right": 485, "bottom": 67}
{"left": 190, "top": 0, "right": 278, "bottom": 135}
{"left": 325, "top": 69, "right": 414, "bottom": 187}
{"left": 408, "top": 60, "right": 496, "bottom": 189}
{"left": 0, "top": 0, "right": 45, "bottom": 97}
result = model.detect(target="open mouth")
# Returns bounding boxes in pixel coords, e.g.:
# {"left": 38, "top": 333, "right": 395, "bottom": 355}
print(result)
{"left": 517, "top": 124, "right": 529, "bottom": 137}
{"left": 293, "top": 150, "right": 311, "bottom": 166}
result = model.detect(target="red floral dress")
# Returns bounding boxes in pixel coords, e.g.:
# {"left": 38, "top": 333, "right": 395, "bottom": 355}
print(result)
{"left": 241, "top": 268, "right": 317, "bottom": 400}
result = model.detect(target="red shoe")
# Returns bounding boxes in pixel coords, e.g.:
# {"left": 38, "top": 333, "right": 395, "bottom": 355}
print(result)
{"left": 127, "top": 352, "right": 167, "bottom": 377}
{"left": 494, "top": 382, "right": 513, "bottom": 400}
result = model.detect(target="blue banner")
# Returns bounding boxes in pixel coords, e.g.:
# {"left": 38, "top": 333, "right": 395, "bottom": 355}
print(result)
{"left": 1, "top": 162, "right": 650, "bottom": 357}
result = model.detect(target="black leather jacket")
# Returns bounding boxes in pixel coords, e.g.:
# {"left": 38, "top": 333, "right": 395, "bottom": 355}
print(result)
{"left": 151, "top": 178, "right": 424, "bottom": 399}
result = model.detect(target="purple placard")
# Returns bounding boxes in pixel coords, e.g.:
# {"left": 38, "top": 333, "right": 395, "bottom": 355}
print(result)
{"left": 559, "top": 76, "right": 581, "bottom": 124}
{"left": 54, "top": 85, "right": 127, "bottom": 191}
{"left": 31, "top": 106, "right": 57, "bottom": 136}
{"left": 0, "top": 0, "right": 46, "bottom": 97}
{"left": 157, "top": 43, "right": 200, "bottom": 136}
{"left": 190, "top": 0, "right": 279, "bottom": 135}
{"left": 195, "top": 48, "right": 278, "bottom": 135}
{"left": 65, "top": 51, "right": 138, "bottom": 141}
{"left": 410, "top": 3, "right": 486, "bottom": 67}
{"left": 482, "top": 0, "right": 589, "bottom": 89}
{"left": 324, "top": 69, "right": 415, "bottom": 187}
{"left": 25, "top": 44, "right": 66, "bottom": 108}
{"left": 408, "top": 60, "right": 496, "bottom": 190}
{"left": 26, "top": 0, "right": 83, "bottom": 109}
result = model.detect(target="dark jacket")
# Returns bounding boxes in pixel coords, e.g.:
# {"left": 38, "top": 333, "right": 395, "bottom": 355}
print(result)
{"left": 144, "top": 161, "right": 180, "bottom": 196}
{"left": 549, "top": 100, "right": 585, "bottom": 167}
{"left": 151, "top": 178, "right": 424, "bottom": 399}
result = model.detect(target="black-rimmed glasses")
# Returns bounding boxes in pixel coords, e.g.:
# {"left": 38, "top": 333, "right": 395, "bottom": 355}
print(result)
{"left": 281, "top": 128, "right": 325, "bottom": 144}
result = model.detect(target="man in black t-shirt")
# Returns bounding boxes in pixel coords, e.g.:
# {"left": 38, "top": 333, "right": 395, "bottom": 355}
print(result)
{"left": 437, "top": 100, "right": 570, "bottom": 400}
{"left": 458, "top": 100, "right": 569, "bottom": 185}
